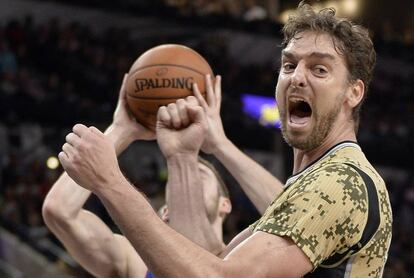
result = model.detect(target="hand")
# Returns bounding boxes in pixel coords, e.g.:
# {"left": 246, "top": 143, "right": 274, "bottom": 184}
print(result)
{"left": 59, "top": 124, "right": 123, "bottom": 192}
{"left": 192, "top": 75, "right": 227, "bottom": 154}
{"left": 109, "top": 73, "right": 155, "bottom": 143}
{"left": 156, "top": 96, "right": 208, "bottom": 159}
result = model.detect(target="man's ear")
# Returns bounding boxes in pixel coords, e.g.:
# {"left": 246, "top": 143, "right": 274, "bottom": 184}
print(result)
{"left": 347, "top": 79, "right": 365, "bottom": 108}
{"left": 218, "top": 197, "right": 232, "bottom": 217}
{"left": 158, "top": 205, "right": 169, "bottom": 223}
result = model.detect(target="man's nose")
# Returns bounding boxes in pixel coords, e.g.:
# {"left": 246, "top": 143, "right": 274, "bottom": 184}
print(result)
{"left": 291, "top": 63, "right": 307, "bottom": 88}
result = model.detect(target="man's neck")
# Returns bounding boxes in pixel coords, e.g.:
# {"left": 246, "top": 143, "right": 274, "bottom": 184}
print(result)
{"left": 292, "top": 125, "right": 357, "bottom": 174}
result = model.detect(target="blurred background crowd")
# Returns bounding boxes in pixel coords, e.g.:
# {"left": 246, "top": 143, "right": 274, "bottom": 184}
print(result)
{"left": 0, "top": 0, "right": 413, "bottom": 277}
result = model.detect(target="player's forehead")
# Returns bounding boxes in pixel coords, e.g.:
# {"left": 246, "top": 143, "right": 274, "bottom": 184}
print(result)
{"left": 283, "top": 31, "right": 342, "bottom": 62}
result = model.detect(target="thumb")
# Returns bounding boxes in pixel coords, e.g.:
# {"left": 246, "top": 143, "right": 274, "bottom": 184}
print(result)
{"left": 118, "top": 73, "right": 128, "bottom": 103}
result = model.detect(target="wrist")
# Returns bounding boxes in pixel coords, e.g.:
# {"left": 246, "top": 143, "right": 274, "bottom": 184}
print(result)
{"left": 95, "top": 173, "right": 130, "bottom": 201}
{"left": 211, "top": 137, "right": 233, "bottom": 158}
{"left": 105, "top": 124, "right": 135, "bottom": 155}
{"left": 166, "top": 152, "right": 199, "bottom": 167}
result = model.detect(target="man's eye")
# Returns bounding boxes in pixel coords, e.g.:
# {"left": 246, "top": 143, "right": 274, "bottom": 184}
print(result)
{"left": 282, "top": 63, "right": 295, "bottom": 72}
{"left": 314, "top": 67, "right": 328, "bottom": 75}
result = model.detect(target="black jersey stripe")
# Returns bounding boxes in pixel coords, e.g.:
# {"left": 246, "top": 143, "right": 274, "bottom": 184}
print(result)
{"left": 319, "top": 163, "right": 380, "bottom": 268}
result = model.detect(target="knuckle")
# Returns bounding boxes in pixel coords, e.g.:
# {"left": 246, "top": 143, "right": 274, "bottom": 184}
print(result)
{"left": 71, "top": 153, "right": 81, "bottom": 164}
{"left": 187, "top": 95, "right": 196, "bottom": 100}
{"left": 176, "top": 99, "right": 185, "bottom": 105}
{"left": 158, "top": 106, "right": 167, "bottom": 115}
{"left": 186, "top": 96, "right": 197, "bottom": 104}
{"left": 78, "top": 141, "right": 87, "bottom": 151}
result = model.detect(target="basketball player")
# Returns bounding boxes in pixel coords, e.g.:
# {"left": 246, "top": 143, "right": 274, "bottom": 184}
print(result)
{"left": 58, "top": 3, "right": 392, "bottom": 277}
{"left": 42, "top": 76, "right": 231, "bottom": 277}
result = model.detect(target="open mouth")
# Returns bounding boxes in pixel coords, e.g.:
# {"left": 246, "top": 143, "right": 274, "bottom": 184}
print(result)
{"left": 289, "top": 98, "right": 312, "bottom": 125}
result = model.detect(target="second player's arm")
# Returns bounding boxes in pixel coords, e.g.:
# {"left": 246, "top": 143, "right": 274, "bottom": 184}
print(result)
{"left": 42, "top": 127, "right": 147, "bottom": 277}
{"left": 194, "top": 76, "right": 284, "bottom": 214}
{"left": 166, "top": 153, "right": 223, "bottom": 255}
{"left": 213, "top": 138, "right": 283, "bottom": 214}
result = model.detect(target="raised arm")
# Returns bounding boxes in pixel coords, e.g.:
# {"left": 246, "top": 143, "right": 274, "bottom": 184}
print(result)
{"left": 42, "top": 171, "right": 146, "bottom": 277}
{"left": 42, "top": 74, "right": 154, "bottom": 277}
{"left": 156, "top": 97, "right": 224, "bottom": 254}
{"left": 193, "top": 76, "right": 284, "bottom": 214}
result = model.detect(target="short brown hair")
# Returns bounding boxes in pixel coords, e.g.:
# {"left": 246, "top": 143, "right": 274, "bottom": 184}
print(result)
{"left": 282, "top": 1, "right": 376, "bottom": 131}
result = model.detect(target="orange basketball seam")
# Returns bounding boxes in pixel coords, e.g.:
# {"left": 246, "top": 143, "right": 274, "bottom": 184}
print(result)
{"left": 128, "top": 64, "right": 210, "bottom": 77}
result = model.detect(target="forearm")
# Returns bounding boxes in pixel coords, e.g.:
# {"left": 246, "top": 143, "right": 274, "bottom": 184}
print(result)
{"left": 213, "top": 139, "right": 283, "bottom": 214}
{"left": 166, "top": 154, "right": 222, "bottom": 254}
{"left": 96, "top": 178, "right": 223, "bottom": 278}
{"left": 42, "top": 170, "right": 130, "bottom": 277}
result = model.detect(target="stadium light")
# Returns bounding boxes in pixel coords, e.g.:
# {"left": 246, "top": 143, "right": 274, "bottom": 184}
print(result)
{"left": 342, "top": 0, "right": 359, "bottom": 15}
{"left": 47, "top": 156, "right": 60, "bottom": 170}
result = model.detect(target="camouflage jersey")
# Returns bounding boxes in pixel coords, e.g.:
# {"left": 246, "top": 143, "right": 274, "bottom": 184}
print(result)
{"left": 250, "top": 141, "right": 392, "bottom": 277}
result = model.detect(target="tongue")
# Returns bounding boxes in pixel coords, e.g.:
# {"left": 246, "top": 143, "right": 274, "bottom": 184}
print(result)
{"left": 290, "top": 114, "right": 309, "bottom": 125}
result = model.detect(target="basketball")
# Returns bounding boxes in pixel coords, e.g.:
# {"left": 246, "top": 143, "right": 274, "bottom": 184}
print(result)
{"left": 125, "top": 44, "right": 214, "bottom": 130}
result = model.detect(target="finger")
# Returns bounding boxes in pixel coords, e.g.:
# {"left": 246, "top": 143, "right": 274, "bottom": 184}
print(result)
{"left": 192, "top": 83, "right": 208, "bottom": 110}
{"left": 176, "top": 99, "right": 189, "bottom": 127}
{"left": 205, "top": 74, "right": 215, "bottom": 107}
{"left": 89, "top": 126, "right": 104, "bottom": 137}
{"left": 214, "top": 75, "right": 222, "bottom": 110}
{"left": 157, "top": 106, "right": 172, "bottom": 127}
{"left": 58, "top": 151, "right": 69, "bottom": 168}
{"left": 66, "top": 133, "right": 80, "bottom": 147}
{"left": 73, "top": 124, "right": 89, "bottom": 137}
{"left": 185, "top": 96, "right": 199, "bottom": 106}
{"left": 62, "top": 142, "right": 75, "bottom": 156}
{"left": 167, "top": 103, "right": 181, "bottom": 129}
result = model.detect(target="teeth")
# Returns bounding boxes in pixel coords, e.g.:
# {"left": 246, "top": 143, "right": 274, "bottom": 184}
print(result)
{"left": 290, "top": 97, "right": 306, "bottom": 103}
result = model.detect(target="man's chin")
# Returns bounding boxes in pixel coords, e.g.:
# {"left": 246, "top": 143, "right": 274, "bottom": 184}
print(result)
{"left": 285, "top": 136, "right": 317, "bottom": 151}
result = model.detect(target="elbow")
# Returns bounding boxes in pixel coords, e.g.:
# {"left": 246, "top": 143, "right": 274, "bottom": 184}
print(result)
{"left": 42, "top": 198, "right": 70, "bottom": 229}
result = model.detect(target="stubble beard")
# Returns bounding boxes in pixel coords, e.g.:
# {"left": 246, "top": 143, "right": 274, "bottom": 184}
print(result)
{"left": 280, "top": 98, "right": 342, "bottom": 151}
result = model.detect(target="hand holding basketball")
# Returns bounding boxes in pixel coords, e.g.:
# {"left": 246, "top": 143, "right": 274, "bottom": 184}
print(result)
{"left": 109, "top": 73, "right": 155, "bottom": 141}
{"left": 125, "top": 44, "right": 213, "bottom": 131}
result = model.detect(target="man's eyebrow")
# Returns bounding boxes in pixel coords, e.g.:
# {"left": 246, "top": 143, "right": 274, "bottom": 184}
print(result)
{"left": 281, "top": 50, "right": 336, "bottom": 61}
{"left": 281, "top": 50, "right": 296, "bottom": 61}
